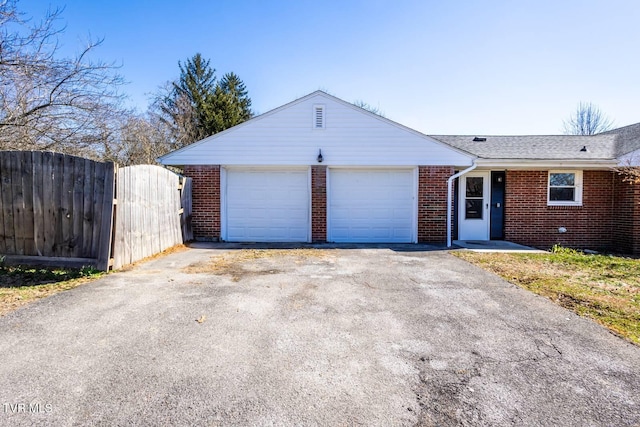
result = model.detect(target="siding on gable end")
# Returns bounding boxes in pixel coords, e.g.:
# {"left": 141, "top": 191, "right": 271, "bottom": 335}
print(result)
{"left": 161, "top": 94, "right": 473, "bottom": 167}
{"left": 618, "top": 148, "right": 640, "bottom": 166}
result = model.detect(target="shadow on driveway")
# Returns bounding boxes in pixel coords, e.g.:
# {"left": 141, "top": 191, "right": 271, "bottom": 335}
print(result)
{"left": 189, "top": 241, "right": 448, "bottom": 252}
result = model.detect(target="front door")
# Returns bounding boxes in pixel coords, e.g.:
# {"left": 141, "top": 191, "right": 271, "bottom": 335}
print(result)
{"left": 458, "top": 172, "right": 490, "bottom": 241}
{"left": 490, "top": 171, "right": 505, "bottom": 240}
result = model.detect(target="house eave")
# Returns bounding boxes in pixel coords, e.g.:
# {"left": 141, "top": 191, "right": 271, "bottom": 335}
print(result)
{"left": 473, "top": 158, "right": 618, "bottom": 170}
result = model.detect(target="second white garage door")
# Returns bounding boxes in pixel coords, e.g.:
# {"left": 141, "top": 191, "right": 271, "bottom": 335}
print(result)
{"left": 225, "top": 169, "right": 309, "bottom": 242}
{"left": 328, "top": 169, "right": 415, "bottom": 243}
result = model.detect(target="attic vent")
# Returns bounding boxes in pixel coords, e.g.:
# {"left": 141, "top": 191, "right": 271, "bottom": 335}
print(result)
{"left": 473, "top": 137, "right": 487, "bottom": 142}
{"left": 313, "top": 104, "right": 325, "bottom": 129}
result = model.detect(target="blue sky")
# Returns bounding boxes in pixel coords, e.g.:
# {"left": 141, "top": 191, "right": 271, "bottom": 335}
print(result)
{"left": 20, "top": 0, "right": 640, "bottom": 135}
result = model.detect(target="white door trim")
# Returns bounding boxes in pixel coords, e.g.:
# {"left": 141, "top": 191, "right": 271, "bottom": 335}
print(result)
{"left": 458, "top": 171, "right": 491, "bottom": 241}
{"left": 220, "top": 166, "right": 227, "bottom": 241}
{"left": 326, "top": 167, "right": 333, "bottom": 242}
{"left": 307, "top": 167, "right": 312, "bottom": 242}
{"left": 412, "top": 167, "right": 418, "bottom": 243}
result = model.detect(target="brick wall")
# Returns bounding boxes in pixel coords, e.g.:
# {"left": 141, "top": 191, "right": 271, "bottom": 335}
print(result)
{"left": 504, "top": 170, "right": 615, "bottom": 250}
{"left": 180, "top": 165, "right": 638, "bottom": 253}
{"left": 183, "top": 165, "right": 220, "bottom": 241}
{"left": 613, "top": 174, "right": 640, "bottom": 255}
{"left": 418, "top": 166, "right": 453, "bottom": 244}
{"left": 311, "top": 166, "right": 327, "bottom": 242}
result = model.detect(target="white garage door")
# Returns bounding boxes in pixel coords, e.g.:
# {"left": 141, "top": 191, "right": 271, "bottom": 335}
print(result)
{"left": 329, "top": 169, "right": 415, "bottom": 243}
{"left": 225, "top": 169, "right": 309, "bottom": 242}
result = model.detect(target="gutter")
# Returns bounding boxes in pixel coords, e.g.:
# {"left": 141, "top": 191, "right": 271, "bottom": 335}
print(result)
{"left": 473, "top": 159, "right": 618, "bottom": 169}
{"left": 446, "top": 162, "right": 477, "bottom": 248}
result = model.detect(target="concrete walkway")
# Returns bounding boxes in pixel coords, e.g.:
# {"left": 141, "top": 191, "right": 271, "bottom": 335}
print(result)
{"left": 454, "top": 239, "right": 547, "bottom": 253}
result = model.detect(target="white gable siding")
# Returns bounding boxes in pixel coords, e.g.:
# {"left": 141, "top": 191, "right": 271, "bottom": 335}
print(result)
{"left": 160, "top": 92, "right": 473, "bottom": 167}
{"left": 619, "top": 148, "right": 640, "bottom": 166}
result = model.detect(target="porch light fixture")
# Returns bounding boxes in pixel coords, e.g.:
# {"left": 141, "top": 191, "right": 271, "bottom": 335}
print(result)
{"left": 317, "top": 149, "right": 323, "bottom": 163}
{"left": 580, "top": 146, "right": 588, "bottom": 152}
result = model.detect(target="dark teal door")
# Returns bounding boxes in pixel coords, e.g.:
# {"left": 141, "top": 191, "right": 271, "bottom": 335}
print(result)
{"left": 490, "top": 171, "right": 505, "bottom": 240}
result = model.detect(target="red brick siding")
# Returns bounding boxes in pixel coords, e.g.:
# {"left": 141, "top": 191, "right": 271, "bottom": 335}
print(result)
{"left": 418, "top": 166, "right": 453, "bottom": 244}
{"left": 504, "top": 170, "right": 614, "bottom": 250}
{"left": 181, "top": 165, "right": 639, "bottom": 253}
{"left": 183, "top": 165, "right": 220, "bottom": 241}
{"left": 613, "top": 174, "right": 640, "bottom": 255}
{"left": 311, "top": 166, "right": 327, "bottom": 242}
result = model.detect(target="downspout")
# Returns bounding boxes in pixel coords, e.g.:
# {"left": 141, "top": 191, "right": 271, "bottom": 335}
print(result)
{"left": 447, "top": 162, "right": 477, "bottom": 247}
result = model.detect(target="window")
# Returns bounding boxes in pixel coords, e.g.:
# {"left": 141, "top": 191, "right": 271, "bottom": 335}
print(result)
{"left": 465, "top": 176, "right": 484, "bottom": 219}
{"left": 548, "top": 171, "right": 582, "bottom": 206}
{"left": 313, "top": 104, "right": 325, "bottom": 129}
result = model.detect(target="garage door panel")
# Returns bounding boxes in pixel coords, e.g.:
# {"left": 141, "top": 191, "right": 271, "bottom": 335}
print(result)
{"left": 393, "top": 207, "right": 412, "bottom": 218}
{"left": 393, "top": 227, "right": 412, "bottom": 237}
{"left": 329, "top": 169, "right": 414, "bottom": 243}
{"left": 226, "top": 169, "right": 309, "bottom": 242}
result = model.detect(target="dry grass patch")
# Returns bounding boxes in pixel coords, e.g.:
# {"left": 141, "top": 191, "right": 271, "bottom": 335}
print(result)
{"left": 0, "top": 265, "right": 104, "bottom": 316}
{"left": 453, "top": 247, "right": 640, "bottom": 345}
{"left": 183, "top": 248, "right": 332, "bottom": 280}
{"left": 117, "top": 244, "right": 189, "bottom": 271}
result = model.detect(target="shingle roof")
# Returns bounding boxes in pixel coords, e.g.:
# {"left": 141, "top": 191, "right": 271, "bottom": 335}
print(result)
{"left": 429, "top": 123, "right": 640, "bottom": 160}
{"left": 599, "top": 122, "right": 640, "bottom": 157}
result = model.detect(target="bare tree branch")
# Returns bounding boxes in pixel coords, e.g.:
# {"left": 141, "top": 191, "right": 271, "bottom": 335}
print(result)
{"left": 0, "top": 1, "right": 126, "bottom": 155}
{"left": 353, "top": 100, "right": 385, "bottom": 117}
{"left": 563, "top": 102, "right": 613, "bottom": 135}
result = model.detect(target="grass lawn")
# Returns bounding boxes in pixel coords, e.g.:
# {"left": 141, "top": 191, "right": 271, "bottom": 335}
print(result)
{"left": 453, "top": 247, "right": 640, "bottom": 345}
{"left": 0, "top": 244, "right": 186, "bottom": 315}
{"left": 0, "top": 264, "right": 103, "bottom": 316}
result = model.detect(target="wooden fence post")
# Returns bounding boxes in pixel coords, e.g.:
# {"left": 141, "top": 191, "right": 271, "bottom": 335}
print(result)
{"left": 96, "top": 162, "right": 116, "bottom": 271}
{"left": 180, "top": 176, "right": 193, "bottom": 242}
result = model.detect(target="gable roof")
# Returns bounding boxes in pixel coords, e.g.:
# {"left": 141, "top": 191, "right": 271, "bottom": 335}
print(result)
{"left": 599, "top": 122, "right": 640, "bottom": 157}
{"left": 158, "top": 89, "right": 639, "bottom": 166}
{"left": 159, "top": 91, "right": 473, "bottom": 167}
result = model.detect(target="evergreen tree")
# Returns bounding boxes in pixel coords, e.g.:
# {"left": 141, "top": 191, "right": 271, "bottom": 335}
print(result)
{"left": 208, "top": 73, "right": 253, "bottom": 133}
{"left": 219, "top": 72, "right": 252, "bottom": 124}
{"left": 158, "top": 54, "right": 253, "bottom": 146}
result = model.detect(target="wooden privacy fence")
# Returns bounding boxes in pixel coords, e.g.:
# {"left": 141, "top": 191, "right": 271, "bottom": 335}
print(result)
{"left": 112, "top": 165, "right": 191, "bottom": 269}
{"left": 0, "top": 151, "right": 115, "bottom": 270}
{"left": 0, "top": 151, "right": 192, "bottom": 271}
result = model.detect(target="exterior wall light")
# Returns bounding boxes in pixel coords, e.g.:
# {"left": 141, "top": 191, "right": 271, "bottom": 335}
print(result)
{"left": 317, "top": 149, "right": 323, "bottom": 163}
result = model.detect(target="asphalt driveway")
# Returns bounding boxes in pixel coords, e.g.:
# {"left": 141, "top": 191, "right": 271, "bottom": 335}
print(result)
{"left": 0, "top": 244, "right": 639, "bottom": 426}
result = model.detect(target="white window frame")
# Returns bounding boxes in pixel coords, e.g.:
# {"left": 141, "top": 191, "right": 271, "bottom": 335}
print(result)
{"left": 313, "top": 104, "right": 325, "bottom": 129}
{"left": 547, "top": 170, "right": 583, "bottom": 206}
